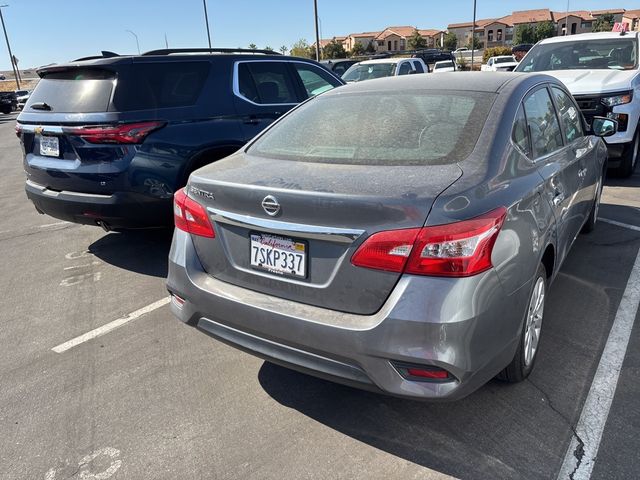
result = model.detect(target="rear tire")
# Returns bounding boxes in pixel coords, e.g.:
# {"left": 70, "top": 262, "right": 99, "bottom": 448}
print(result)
{"left": 615, "top": 128, "right": 639, "bottom": 178}
{"left": 1, "top": 107, "right": 10, "bottom": 114}
{"left": 581, "top": 176, "right": 602, "bottom": 234}
{"left": 497, "top": 263, "right": 547, "bottom": 383}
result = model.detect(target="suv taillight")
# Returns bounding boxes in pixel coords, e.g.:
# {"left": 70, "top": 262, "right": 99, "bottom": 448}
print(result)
{"left": 351, "top": 207, "right": 507, "bottom": 277}
{"left": 63, "top": 121, "right": 165, "bottom": 144}
{"left": 173, "top": 188, "right": 215, "bottom": 238}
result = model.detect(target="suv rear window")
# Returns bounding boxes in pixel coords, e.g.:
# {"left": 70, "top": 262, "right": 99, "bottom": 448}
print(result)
{"left": 248, "top": 90, "right": 495, "bottom": 166}
{"left": 113, "top": 62, "right": 210, "bottom": 111}
{"left": 26, "top": 68, "right": 115, "bottom": 113}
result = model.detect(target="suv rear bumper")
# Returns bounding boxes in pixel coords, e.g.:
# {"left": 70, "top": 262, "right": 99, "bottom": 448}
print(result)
{"left": 25, "top": 180, "right": 172, "bottom": 229}
{"left": 166, "top": 229, "right": 529, "bottom": 402}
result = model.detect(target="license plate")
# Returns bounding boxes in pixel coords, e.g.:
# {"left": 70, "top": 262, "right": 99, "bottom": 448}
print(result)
{"left": 250, "top": 233, "right": 306, "bottom": 278}
{"left": 39, "top": 136, "right": 60, "bottom": 157}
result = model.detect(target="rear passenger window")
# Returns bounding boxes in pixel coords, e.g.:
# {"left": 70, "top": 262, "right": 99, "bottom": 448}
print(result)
{"left": 552, "top": 87, "right": 584, "bottom": 143}
{"left": 112, "top": 62, "right": 210, "bottom": 111}
{"left": 523, "top": 88, "right": 564, "bottom": 159}
{"left": 293, "top": 63, "right": 339, "bottom": 97}
{"left": 413, "top": 61, "right": 425, "bottom": 73}
{"left": 398, "top": 62, "right": 412, "bottom": 75}
{"left": 512, "top": 107, "right": 531, "bottom": 156}
{"left": 237, "top": 62, "right": 298, "bottom": 104}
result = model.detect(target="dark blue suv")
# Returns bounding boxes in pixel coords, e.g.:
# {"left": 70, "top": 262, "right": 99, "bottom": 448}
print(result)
{"left": 16, "top": 48, "right": 344, "bottom": 230}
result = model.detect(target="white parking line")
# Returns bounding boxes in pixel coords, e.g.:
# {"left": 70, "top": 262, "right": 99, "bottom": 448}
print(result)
{"left": 599, "top": 218, "right": 640, "bottom": 232}
{"left": 51, "top": 297, "right": 170, "bottom": 354}
{"left": 557, "top": 247, "right": 640, "bottom": 479}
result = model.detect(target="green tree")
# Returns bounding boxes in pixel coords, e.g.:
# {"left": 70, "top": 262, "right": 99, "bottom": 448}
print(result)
{"left": 467, "top": 35, "right": 483, "bottom": 49}
{"left": 323, "top": 40, "right": 346, "bottom": 59}
{"left": 264, "top": 46, "right": 274, "bottom": 52}
{"left": 407, "top": 29, "right": 427, "bottom": 50}
{"left": 365, "top": 41, "right": 377, "bottom": 54}
{"left": 483, "top": 46, "right": 513, "bottom": 63}
{"left": 350, "top": 41, "right": 365, "bottom": 57}
{"left": 443, "top": 32, "right": 458, "bottom": 51}
{"left": 279, "top": 45, "right": 288, "bottom": 55}
{"left": 535, "top": 21, "right": 555, "bottom": 41}
{"left": 248, "top": 43, "right": 257, "bottom": 50}
{"left": 593, "top": 13, "right": 615, "bottom": 32}
{"left": 290, "top": 38, "right": 313, "bottom": 58}
{"left": 513, "top": 24, "right": 536, "bottom": 45}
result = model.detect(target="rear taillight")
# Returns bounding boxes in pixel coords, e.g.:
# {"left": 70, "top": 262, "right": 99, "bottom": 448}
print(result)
{"left": 351, "top": 207, "right": 507, "bottom": 277}
{"left": 63, "top": 121, "right": 165, "bottom": 144}
{"left": 392, "top": 362, "right": 453, "bottom": 382}
{"left": 173, "top": 188, "right": 215, "bottom": 238}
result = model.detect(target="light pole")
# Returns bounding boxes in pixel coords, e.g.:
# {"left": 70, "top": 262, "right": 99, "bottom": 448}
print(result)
{"left": 0, "top": 5, "right": 19, "bottom": 89}
{"left": 202, "top": 0, "right": 212, "bottom": 49}
{"left": 564, "top": 0, "right": 570, "bottom": 35}
{"left": 470, "top": 0, "right": 477, "bottom": 71}
{"left": 313, "top": 0, "right": 320, "bottom": 61}
{"left": 126, "top": 29, "right": 140, "bottom": 54}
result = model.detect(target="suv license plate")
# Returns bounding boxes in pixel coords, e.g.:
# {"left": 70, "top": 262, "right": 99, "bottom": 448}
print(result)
{"left": 39, "top": 136, "right": 60, "bottom": 157}
{"left": 250, "top": 233, "right": 306, "bottom": 278}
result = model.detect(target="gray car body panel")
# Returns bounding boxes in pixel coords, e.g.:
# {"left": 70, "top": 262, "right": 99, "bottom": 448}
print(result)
{"left": 167, "top": 72, "right": 607, "bottom": 400}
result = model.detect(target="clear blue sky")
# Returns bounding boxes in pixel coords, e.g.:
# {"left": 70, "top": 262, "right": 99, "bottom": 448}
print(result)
{"left": 2, "top": 0, "right": 637, "bottom": 70}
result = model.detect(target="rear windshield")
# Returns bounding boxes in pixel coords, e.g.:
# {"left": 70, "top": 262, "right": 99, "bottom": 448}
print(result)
{"left": 436, "top": 61, "right": 454, "bottom": 68}
{"left": 342, "top": 63, "right": 396, "bottom": 82}
{"left": 496, "top": 56, "right": 516, "bottom": 64}
{"left": 112, "top": 61, "right": 210, "bottom": 111}
{"left": 516, "top": 38, "right": 638, "bottom": 72}
{"left": 248, "top": 90, "right": 495, "bottom": 166}
{"left": 26, "top": 68, "right": 115, "bottom": 113}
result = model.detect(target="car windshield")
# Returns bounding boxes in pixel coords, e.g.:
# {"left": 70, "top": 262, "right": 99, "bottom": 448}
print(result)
{"left": 342, "top": 63, "right": 396, "bottom": 82}
{"left": 436, "top": 61, "right": 454, "bottom": 69}
{"left": 516, "top": 38, "right": 638, "bottom": 71}
{"left": 495, "top": 56, "right": 516, "bottom": 64}
{"left": 248, "top": 90, "right": 495, "bottom": 166}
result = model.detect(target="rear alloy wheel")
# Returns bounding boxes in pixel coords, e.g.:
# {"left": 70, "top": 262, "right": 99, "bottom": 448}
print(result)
{"left": 616, "top": 128, "right": 639, "bottom": 178}
{"left": 581, "top": 178, "right": 602, "bottom": 234}
{"left": 497, "top": 263, "right": 547, "bottom": 382}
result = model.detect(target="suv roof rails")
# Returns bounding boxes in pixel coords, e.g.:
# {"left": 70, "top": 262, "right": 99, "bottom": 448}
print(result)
{"left": 73, "top": 50, "right": 120, "bottom": 61}
{"left": 142, "top": 48, "right": 281, "bottom": 56}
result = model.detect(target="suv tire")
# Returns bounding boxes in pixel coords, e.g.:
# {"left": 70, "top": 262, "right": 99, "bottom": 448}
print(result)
{"left": 616, "top": 127, "right": 639, "bottom": 178}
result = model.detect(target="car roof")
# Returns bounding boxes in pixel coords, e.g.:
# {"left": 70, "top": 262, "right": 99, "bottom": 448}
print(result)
{"left": 539, "top": 31, "right": 639, "bottom": 44}
{"left": 323, "top": 72, "right": 557, "bottom": 95}
{"left": 358, "top": 58, "right": 405, "bottom": 65}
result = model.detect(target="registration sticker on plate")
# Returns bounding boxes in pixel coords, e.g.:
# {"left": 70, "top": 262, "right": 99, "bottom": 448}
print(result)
{"left": 250, "top": 233, "right": 306, "bottom": 278}
{"left": 39, "top": 136, "right": 60, "bottom": 157}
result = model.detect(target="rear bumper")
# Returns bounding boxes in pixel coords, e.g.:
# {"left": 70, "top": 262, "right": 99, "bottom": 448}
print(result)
{"left": 25, "top": 180, "right": 172, "bottom": 229}
{"left": 166, "top": 229, "right": 530, "bottom": 401}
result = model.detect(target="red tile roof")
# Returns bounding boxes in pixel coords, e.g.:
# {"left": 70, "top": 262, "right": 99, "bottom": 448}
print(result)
{"left": 591, "top": 9, "right": 625, "bottom": 15}
{"left": 375, "top": 26, "right": 420, "bottom": 40}
{"left": 349, "top": 31, "right": 381, "bottom": 38}
{"left": 554, "top": 10, "right": 594, "bottom": 22}
{"left": 448, "top": 18, "right": 495, "bottom": 29}
{"left": 623, "top": 9, "right": 640, "bottom": 19}
{"left": 499, "top": 9, "right": 553, "bottom": 25}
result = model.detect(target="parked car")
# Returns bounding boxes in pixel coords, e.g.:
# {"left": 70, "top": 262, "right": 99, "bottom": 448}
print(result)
{"left": 342, "top": 58, "right": 428, "bottom": 83}
{"left": 515, "top": 31, "right": 640, "bottom": 177}
{"left": 512, "top": 43, "right": 534, "bottom": 62}
{"left": 0, "top": 91, "right": 17, "bottom": 113}
{"left": 167, "top": 72, "right": 614, "bottom": 401}
{"left": 482, "top": 55, "right": 519, "bottom": 72}
{"left": 454, "top": 47, "right": 469, "bottom": 54}
{"left": 0, "top": 74, "right": 5, "bottom": 80}
{"left": 16, "top": 48, "right": 344, "bottom": 230}
{"left": 321, "top": 59, "right": 359, "bottom": 77}
{"left": 411, "top": 48, "right": 456, "bottom": 68}
{"left": 433, "top": 60, "right": 456, "bottom": 73}
{"left": 15, "top": 89, "right": 30, "bottom": 110}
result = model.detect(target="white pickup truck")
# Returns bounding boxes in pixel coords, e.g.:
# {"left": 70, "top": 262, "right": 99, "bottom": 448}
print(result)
{"left": 516, "top": 31, "right": 639, "bottom": 177}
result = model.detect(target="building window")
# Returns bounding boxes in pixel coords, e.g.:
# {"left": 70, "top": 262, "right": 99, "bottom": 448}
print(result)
{"left": 400, "top": 39, "right": 405, "bottom": 50}
{"left": 571, "top": 23, "right": 577, "bottom": 34}
{"left": 561, "top": 23, "right": 566, "bottom": 34}
{"left": 387, "top": 41, "right": 391, "bottom": 50}
{"left": 378, "top": 40, "right": 385, "bottom": 48}
{"left": 394, "top": 40, "right": 398, "bottom": 51}
{"left": 497, "top": 29, "right": 503, "bottom": 41}
{"left": 488, "top": 30, "right": 493, "bottom": 42}
{"left": 581, "top": 21, "right": 592, "bottom": 28}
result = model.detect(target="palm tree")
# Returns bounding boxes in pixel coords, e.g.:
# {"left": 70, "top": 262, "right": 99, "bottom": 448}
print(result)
{"left": 279, "top": 45, "right": 288, "bottom": 55}
{"left": 248, "top": 43, "right": 257, "bottom": 50}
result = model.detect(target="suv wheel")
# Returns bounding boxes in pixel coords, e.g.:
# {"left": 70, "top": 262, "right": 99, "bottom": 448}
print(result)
{"left": 1, "top": 107, "right": 11, "bottom": 114}
{"left": 616, "top": 128, "right": 639, "bottom": 178}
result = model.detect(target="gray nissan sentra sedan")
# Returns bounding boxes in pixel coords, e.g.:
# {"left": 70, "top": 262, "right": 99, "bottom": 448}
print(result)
{"left": 167, "top": 72, "right": 616, "bottom": 401}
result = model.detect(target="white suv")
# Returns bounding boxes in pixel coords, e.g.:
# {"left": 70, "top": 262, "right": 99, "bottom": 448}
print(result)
{"left": 342, "top": 58, "right": 428, "bottom": 83}
{"left": 516, "top": 31, "right": 639, "bottom": 177}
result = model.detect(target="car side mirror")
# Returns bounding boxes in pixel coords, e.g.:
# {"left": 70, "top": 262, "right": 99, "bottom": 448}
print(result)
{"left": 592, "top": 117, "right": 618, "bottom": 137}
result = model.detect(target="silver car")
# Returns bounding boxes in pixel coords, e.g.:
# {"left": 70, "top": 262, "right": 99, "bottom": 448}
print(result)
{"left": 167, "top": 73, "right": 615, "bottom": 401}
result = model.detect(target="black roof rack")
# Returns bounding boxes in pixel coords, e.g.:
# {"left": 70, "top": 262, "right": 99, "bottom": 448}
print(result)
{"left": 142, "top": 48, "right": 280, "bottom": 56}
{"left": 73, "top": 50, "right": 120, "bottom": 62}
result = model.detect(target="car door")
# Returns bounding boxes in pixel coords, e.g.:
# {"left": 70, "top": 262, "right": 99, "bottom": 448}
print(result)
{"left": 232, "top": 60, "right": 302, "bottom": 140}
{"left": 550, "top": 85, "right": 599, "bottom": 221}
{"left": 523, "top": 85, "right": 582, "bottom": 265}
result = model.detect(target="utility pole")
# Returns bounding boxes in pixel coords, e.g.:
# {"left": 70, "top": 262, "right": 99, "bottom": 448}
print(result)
{"left": 470, "top": 0, "right": 477, "bottom": 72}
{"left": 0, "top": 5, "right": 19, "bottom": 89}
{"left": 202, "top": 0, "right": 212, "bottom": 48}
{"left": 313, "top": 0, "right": 321, "bottom": 61}
{"left": 164, "top": 33, "right": 169, "bottom": 49}
{"left": 564, "top": 0, "right": 570, "bottom": 35}
{"left": 126, "top": 30, "right": 140, "bottom": 54}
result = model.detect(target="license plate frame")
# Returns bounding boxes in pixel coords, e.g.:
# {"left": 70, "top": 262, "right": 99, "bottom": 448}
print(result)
{"left": 39, "top": 135, "right": 60, "bottom": 157}
{"left": 249, "top": 232, "right": 307, "bottom": 279}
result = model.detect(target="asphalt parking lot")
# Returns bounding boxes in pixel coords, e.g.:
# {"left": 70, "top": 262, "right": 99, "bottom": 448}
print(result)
{"left": 1, "top": 114, "right": 639, "bottom": 480}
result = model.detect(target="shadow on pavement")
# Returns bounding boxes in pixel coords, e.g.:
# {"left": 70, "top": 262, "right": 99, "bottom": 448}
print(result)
{"left": 88, "top": 229, "right": 173, "bottom": 278}
{"left": 258, "top": 204, "right": 640, "bottom": 480}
